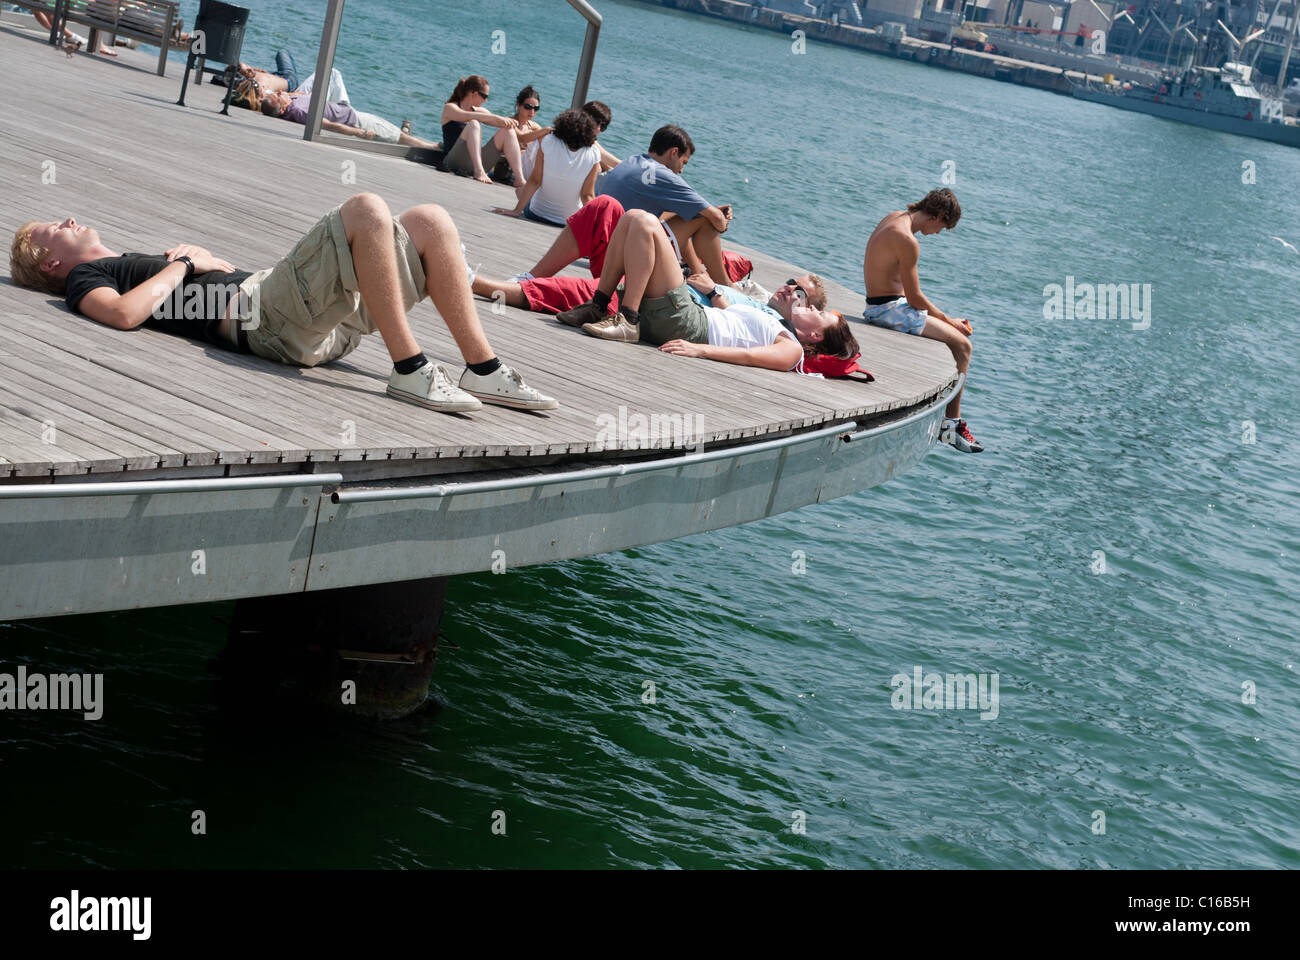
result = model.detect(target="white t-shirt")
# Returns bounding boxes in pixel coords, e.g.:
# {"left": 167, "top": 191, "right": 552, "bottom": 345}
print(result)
{"left": 704, "top": 303, "right": 797, "bottom": 364}
{"left": 528, "top": 135, "right": 602, "bottom": 223}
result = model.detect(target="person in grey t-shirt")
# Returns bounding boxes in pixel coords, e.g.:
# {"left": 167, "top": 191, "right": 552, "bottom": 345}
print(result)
{"left": 596, "top": 125, "right": 734, "bottom": 284}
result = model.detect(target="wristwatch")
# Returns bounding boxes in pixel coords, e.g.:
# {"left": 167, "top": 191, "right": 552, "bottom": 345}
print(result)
{"left": 706, "top": 286, "right": 721, "bottom": 300}
{"left": 174, "top": 255, "right": 195, "bottom": 279}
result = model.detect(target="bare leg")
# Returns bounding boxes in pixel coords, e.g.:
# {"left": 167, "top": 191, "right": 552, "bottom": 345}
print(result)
{"left": 920, "top": 317, "right": 971, "bottom": 418}
{"left": 471, "top": 276, "right": 528, "bottom": 308}
{"left": 667, "top": 215, "right": 728, "bottom": 283}
{"left": 528, "top": 225, "right": 581, "bottom": 277}
{"left": 456, "top": 120, "right": 490, "bottom": 183}
{"left": 397, "top": 131, "right": 440, "bottom": 149}
{"left": 604, "top": 211, "right": 681, "bottom": 312}
{"left": 339, "top": 193, "right": 420, "bottom": 363}
{"left": 491, "top": 126, "right": 527, "bottom": 188}
{"left": 399, "top": 204, "right": 494, "bottom": 364}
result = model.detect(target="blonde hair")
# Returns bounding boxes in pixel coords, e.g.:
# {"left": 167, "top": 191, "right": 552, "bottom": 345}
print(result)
{"left": 10, "top": 221, "right": 63, "bottom": 295}
{"left": 805, "top": 273, "right": 828, "bottom": 310}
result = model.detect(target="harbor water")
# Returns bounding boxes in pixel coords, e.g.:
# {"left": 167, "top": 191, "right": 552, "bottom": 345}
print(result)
{"left": 3, "top": 0, "right": 1299, "bottom": 868}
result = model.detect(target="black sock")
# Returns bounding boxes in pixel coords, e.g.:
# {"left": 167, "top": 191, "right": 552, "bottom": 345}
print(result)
{"left": 621, "top": 306, "right": 641, "bottom": 324}
{"left": 467, "top": 357, "right": 501, "bottom": 376}
{"left": 592, "top": 289, "right": 611, "bottom": 311}
{"left": 394, "top": 352, "right": 428, "bottom": 375}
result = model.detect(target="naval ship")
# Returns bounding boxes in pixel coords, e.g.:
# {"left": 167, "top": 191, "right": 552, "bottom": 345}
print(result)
{"left": 1073, "top": 61, "right": 1300, "bottom": 148}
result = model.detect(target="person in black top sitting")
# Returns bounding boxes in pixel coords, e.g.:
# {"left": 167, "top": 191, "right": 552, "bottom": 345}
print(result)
{"left": 9, "top": 194, "right": 558, "bottom": 413}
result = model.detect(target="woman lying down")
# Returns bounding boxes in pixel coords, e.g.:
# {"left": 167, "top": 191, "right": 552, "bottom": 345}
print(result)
{"left": 473, "top": 209, "right": 858, "bottom": 371}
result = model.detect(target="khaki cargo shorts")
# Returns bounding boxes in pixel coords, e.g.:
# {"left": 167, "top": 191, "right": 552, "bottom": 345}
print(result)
{"left": 236, "top": 205, "right": 426, "bottom": 367}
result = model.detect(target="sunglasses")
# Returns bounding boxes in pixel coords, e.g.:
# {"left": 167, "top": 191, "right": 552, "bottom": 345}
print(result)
{"left": 521, "top": 101, "right": 540, "bottom": 110}
{"left": 785, "top": 279, "right": 809, "bottom": 303}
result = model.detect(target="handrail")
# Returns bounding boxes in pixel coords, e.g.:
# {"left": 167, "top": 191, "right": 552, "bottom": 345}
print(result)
{"left": 567, "top": 0, "right": 602, "bottom": 109}
{"left": 303, "top": 0, "right": 345, "bottom": 143}
{"left": 842, "top": 374, "right": 962, "bottom": 443}
{"left": 333, "top": 422, "right": 853, "bottom": 504}
{"left": 0, "top": 473, "right": 343, "bottom": 499}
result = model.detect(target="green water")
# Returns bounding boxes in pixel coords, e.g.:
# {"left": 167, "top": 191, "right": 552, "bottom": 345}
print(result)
{"left": 3, "top": 0, "right": 1299, "bottom": 868}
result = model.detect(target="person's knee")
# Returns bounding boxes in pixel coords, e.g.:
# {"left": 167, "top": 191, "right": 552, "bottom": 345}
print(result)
{"left": 950, "top": 335, "right": 971, "bottom": 365}
{"left": 400, "top": 203, "right": 453, "bottom": 242}
{"left": 342, "top": 193, "right": 391, "bottom": 232}
{"left": 625, "top": 209, "right": 658, "bottom": 232}
{"left": 462, "top": 119, "right": 481, "bottom": 138}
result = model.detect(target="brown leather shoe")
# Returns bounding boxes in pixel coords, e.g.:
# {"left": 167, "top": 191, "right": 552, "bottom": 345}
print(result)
{"left": 555, "top": 300, "right": 608, "bottom": 328}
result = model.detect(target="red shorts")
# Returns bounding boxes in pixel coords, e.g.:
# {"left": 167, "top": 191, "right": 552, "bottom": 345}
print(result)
{"left": 519, "top": 275, "right": 605, "bottom": 314}
{"left": 567, "top": 194, "right": 623, "bottom": 279}
{"left": 566, "top": 195, "right": 754, "bottom": 283}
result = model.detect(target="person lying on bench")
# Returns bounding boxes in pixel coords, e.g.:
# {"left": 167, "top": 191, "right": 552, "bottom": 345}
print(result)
{"left": 260, "top": 90, "right": 439, "bottom": 149}
{"left": 9, "top": 194, "right": 557, "bottom": 413}
{"left": 543, "top": 211, "right": 856, "bottom": 370}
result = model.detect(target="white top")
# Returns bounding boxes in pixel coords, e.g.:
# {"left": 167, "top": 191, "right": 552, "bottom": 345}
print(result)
{"left": 704, "top": 303, "right": 797, "bottom": 364}
{"left": 527, "top": 135, "right": 602, "bottom": 223}
{"left": 520, "top": 137, "right": 540, "bottom": 181}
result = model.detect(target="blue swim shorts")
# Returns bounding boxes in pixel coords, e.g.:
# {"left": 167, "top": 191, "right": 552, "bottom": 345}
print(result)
{"left": 862, "top": 298, "right": 927, "bottom": 336}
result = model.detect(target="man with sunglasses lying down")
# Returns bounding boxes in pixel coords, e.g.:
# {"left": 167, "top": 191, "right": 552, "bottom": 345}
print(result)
{"left": 9, "top": 194, "right": 557, "bottom": 414}
{"left": 473, "top": 209, "right": 857, "bottom": 372}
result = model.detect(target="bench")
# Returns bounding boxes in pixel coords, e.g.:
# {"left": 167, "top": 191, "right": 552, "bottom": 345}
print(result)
{"left": 5, "top": 1, "right": 65, "bottom": 45}
{"left": 55, "top": 0, "right": 186, "bottom": 75}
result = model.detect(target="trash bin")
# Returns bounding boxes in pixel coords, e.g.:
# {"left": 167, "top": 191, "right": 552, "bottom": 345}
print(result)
{"left": 176, "top": 0, "right": 251, "bottom": 114}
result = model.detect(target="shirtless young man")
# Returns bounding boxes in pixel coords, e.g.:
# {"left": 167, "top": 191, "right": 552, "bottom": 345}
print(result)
{"left": 863, "top": 188, "right": 983, "bottom": 453}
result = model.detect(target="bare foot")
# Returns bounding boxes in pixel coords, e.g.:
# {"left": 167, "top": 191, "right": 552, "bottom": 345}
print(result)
{"left": 474, "top": 172, "right": 493, "bottom": 184}
{"left": 97, "top": 45, "right": 117, "bottom": 56}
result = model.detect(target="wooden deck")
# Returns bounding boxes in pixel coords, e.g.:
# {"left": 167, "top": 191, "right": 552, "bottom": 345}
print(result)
{"left": 0, "top": 20, "right": 956, "bottom": 482}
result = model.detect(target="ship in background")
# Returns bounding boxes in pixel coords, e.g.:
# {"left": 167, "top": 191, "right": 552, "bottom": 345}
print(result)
{"left": 1073, "top": 60, "right": 1300, "bottom": 145}
{"left": 760, "top": 0, "right": 1299, "bottom": 95}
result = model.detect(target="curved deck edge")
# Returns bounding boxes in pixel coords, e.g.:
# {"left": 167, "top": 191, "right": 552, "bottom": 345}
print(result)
{"left": 0, "top": 378, "right": 958, "bottom": 620}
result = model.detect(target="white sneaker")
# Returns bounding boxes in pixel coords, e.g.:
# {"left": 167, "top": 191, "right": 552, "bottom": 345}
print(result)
{"left": 459, "top": 363, "right": 558, "bottom": 411}
{"left": 387, "top": 362, "right": 482, "bottom": 413}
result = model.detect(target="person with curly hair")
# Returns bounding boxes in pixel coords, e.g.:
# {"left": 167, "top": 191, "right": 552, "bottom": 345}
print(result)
{"left": 493, "top": 109, "right": 602, "bottom": 226}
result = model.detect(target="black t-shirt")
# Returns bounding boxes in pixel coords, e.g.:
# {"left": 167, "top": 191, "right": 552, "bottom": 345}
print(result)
{"left": 64, "top": 254, "right": 253, "bottom": 351}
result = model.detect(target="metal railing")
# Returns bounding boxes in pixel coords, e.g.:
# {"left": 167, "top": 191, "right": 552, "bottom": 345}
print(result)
{"left": 333, "top": 422, "right": 852, "bottom": 504}
{"left": 0, "top": 473, "right": 343, "bottom": 499}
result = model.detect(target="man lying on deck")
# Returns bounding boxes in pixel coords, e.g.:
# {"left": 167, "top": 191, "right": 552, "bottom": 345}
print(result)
{"left": 9, "top": 194, "right": 557, "bottom": 414}
{"left": 260, "top": 90, "right": 439, "bottom": 149}
{"left": 863, "top": 188, "right": 981, "bottom": 453}
{"left": 520, "top": 210, "right": 856, "bottom": 371}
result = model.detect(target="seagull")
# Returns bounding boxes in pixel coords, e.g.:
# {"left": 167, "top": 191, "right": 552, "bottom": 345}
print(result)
{"left": 1271, "top": 236, "right": 1298, "bottom": 254}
